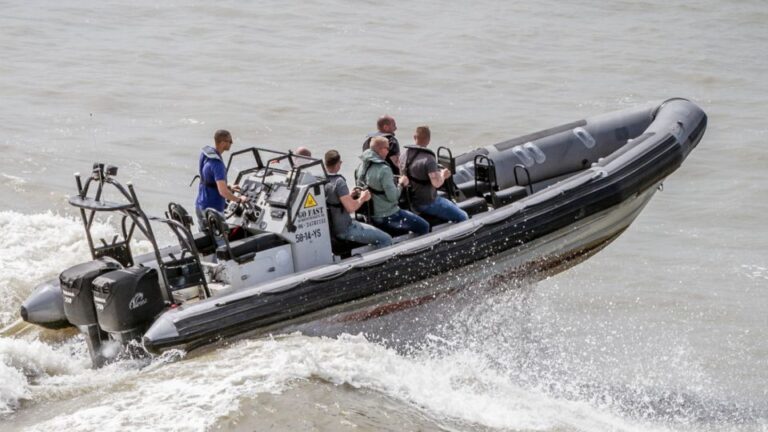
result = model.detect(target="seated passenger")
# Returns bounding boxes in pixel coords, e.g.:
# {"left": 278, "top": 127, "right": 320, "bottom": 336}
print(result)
{"left": 295, "top": 147, "right": 312, "bottom": 157}
{"left": 324, "top": 150, "right": 392, "bottom": 249}
{"left": 292, "top": 146, "right": 313, "bottom": 167}
{"left": 357, "top": 137, "right": 430, "bottom": 236}
{"left": 401, "top": 126, "right": 468, "bottom": 223}
{"left": 362, "top": 115, "right": 401, "bottom": 175}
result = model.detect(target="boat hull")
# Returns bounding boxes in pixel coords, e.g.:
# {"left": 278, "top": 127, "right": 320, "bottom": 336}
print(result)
{"left": 143, "top": 182, "right": 660, "bottom": 353}
{"left": 199, "top": 183, "right": 658, "bottom": 344}
{"left": 17, "top": 98, "right": 706, "bottom": 360}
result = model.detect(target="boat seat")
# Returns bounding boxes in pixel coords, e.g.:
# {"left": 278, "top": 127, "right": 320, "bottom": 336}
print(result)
{"left": 216, "top": 232, "right": 288, "bottom": 263}
{"left": 456, "top": 180, "right": 492, "bottom": 198}
{"left": 486, "top": 185, "right": 528, "bottom": 208}
{"left": 193, "top": 231, "right": 217, "bottom": 256}
{"left": 457, "top": 197, "right": 489, "bottom": 217}
{"left": 331, "top": 237, "right": 368, "bottom": 258}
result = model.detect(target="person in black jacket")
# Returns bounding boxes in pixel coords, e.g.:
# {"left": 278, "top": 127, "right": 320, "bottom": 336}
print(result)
{"left": 401, "top": 126, "right": 468, "bottom": 223}
{"left": 362, "top": 115, "right": 401, "bottom": 175}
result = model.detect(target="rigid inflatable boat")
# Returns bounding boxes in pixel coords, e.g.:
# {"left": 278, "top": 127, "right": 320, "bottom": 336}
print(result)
{"left": 20, "top": 98, "right": 707, "bottom": 366}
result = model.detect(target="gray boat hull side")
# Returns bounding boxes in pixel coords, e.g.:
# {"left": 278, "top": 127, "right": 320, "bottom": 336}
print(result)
{"left": 144, "top": 183, "right": 658, "bottom": 352}
{"left": 452, "top": 99, "right": 704, "bottom": 191}
{"left": 297, "top": 184, "right": 658, "bottom": 330}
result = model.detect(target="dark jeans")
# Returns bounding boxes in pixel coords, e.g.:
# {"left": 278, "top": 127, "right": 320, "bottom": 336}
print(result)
{"left": 372, "top": 209, "right": 430, "bottom": 236}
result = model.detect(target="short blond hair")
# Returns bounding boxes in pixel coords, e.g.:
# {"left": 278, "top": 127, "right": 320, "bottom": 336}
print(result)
{"left": 370, "top": 136, "right": 389, "bottom": 153}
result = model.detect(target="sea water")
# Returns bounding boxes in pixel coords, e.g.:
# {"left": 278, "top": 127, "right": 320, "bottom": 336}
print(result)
{"left": 1, "top": 1, "right": 767, "bottom": 430}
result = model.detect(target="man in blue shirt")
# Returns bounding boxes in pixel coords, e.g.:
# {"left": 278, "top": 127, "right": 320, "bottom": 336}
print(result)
{"left": 195, "top": 129, "right": 247, "bottom": 230}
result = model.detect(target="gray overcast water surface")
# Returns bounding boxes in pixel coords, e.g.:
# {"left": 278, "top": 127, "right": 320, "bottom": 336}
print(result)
{"left": 1, "top": 1, "right": 766, "bottom": 431}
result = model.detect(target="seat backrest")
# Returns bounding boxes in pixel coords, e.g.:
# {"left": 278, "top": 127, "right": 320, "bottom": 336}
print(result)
{"left": 215, "top": 232, "right": 288, "bottom": 263}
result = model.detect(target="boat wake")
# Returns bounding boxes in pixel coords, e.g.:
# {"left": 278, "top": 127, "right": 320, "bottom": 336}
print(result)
{"left": 1, "top": 212, "right": 765, "bottom": 431}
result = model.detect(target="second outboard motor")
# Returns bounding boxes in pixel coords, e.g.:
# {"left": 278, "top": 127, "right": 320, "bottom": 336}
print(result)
{"left": 92, "top": 266, "right": 166, "bottom": 344}
{"left": 59, "top": 257, "right": 123, "bottom": 366}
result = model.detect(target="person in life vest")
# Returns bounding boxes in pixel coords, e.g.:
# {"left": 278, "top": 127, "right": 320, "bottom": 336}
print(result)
{"left": 400, "top": 126, "right": 468, "bottom": 223}
{"left": 194, "top": 129, "right": 247, "bottom": 230}
{"left": 324, "top": 150, "right": 392, "bottom": 249}
{"left": 357, "top": 137, "right": 429, "bottom": 236}
{"left": 362, "top": 115, "right": 401, "bottom": 175}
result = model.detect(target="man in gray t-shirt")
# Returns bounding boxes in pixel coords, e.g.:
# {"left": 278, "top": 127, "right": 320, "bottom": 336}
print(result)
{"left": 401, "top": 126, "right": 468, "bottom": 224}
{"left": 324, "top": 150, "right": 392, "bottom": 249}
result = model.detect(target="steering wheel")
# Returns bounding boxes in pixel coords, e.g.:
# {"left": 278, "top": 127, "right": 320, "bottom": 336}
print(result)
{"left": 224, "top": 195, "right": 246, "bottom": 219}
{"left": 225, "top": 195, "right": 264, "bottom": 223}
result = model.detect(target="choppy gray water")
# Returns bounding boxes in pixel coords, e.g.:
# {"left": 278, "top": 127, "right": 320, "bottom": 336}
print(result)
{"left": 1, "top": 1, "right": 767, "bottom": 431}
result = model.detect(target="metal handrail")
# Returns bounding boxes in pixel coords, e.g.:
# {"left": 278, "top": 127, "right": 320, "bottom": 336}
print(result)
{"left": 437, "top": 146, "right": 458, "bottom": 199}
{"left": 473, "top": 154, "right": 498, "bottom": 202}
{"left": 71, "top": 163, "right": 214, "bottom": 303}
{"left": 513, "top": 164, "right": 534, "bottom": 195}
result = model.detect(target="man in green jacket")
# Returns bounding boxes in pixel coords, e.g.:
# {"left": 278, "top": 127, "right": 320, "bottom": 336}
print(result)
{"left": 357, "top": 137, "right": 429, "bottom": 235}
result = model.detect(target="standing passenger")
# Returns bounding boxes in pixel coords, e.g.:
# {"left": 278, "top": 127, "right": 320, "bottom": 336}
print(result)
{"left": 362, "top": 115, "right": 401, "bottom": 175}
{"left": 324, "top": 150, "right": 392, "bottom": 248}
{"left": 195, "top": 129, "right": 247, "bottom": 230}
{"left": 402, "top": 126, "right": 468, "bottom": 223}
{"left": 358, "top": 137, "right": 429, "bottom": 235}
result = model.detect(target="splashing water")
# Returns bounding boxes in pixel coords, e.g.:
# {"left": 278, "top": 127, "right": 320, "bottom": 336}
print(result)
{"left": 0, "top": 212, "right": 765, "bottom": 431}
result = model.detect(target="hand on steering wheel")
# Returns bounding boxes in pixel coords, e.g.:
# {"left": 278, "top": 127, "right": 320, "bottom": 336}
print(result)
{"left": 224, "top": 194, "right": 247, "bottom": 219}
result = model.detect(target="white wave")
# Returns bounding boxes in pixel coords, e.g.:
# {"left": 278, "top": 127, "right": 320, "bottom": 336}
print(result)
{"left": 0, "top": 336, "right": 86, "bottom": 415}
{"left": 0, "top": 211, "right": 97, "bottom": 326}
{"left": 740, "top": 264, "right": 768, "bottom": 281}
{"left": 0, "top": 210, "right": 158, "bottom": 419}
{"left": 19, "top": 333, "right": 664, "bottom": 432}
{"left": 1, "top": 173, "right": 27, "bottom": 193}
{"left": 0, "top": 211, "right": 151, "bottom": 326}
{"left": 0, "top": 357, "right": 28, "bottom": 416}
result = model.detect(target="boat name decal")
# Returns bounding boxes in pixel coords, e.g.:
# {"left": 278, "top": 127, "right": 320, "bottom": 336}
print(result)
{"left": 297, "top": 207, "right": 325, "bottom": 219}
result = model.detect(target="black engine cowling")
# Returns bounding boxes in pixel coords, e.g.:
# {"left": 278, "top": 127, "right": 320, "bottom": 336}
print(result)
{"left": 92, "top": 266, "right": 166, "bottom": 337}
{"left": 60, "top": 258, "right": 123, "bottom": 326}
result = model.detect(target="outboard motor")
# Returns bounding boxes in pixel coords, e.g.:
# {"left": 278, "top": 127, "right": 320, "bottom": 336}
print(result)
{"left": 59, "top": 257, "right": 123, "bottom": 366}
{"left": 92, "top": 266, "right": 166, "bottom": 344}
{"left": 38, "top": 162, "right": 208, "bottom": 367}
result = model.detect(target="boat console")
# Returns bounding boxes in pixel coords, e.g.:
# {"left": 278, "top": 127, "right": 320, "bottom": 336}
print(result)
{"left": 196, "top": 148, "right": 335, "bottom": 294}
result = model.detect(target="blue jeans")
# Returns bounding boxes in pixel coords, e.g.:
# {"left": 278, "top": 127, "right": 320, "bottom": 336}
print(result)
{"left": 372, "top": 209, "right": 430, "bottom": 236}
{"left": 337, "top": 221, "right": 393, "bottom": 249}
{"left": 415, "top": 197, "right": 468, "bottom": 223}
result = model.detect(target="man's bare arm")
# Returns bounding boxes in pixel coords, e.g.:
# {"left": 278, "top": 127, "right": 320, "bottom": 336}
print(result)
{"left": 216, "top": 180, "right": 245, "bottom": 203}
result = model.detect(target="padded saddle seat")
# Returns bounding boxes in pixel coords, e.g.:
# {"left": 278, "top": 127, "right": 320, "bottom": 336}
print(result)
{"left": 216, "top": 232, "right": 288, "bottom": 262}
{"left": 331, "top": 237, "right": 368, "bottom": 258}
{"left": 486, "top": 185, "right": 528, "bottom": 208}
{"left": 457, "top": 196, "right": 489, "bottom": 217}
{"left": 193, "top": 231, "right": 216, "bottom": 256}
